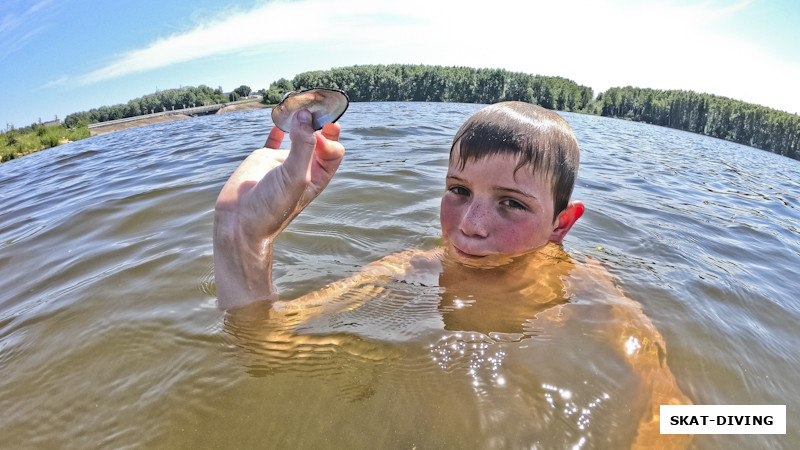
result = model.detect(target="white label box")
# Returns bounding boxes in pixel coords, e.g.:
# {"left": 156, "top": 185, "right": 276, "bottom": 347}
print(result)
{"left": 661, "top": 405, "right": 786, "bottom": 434}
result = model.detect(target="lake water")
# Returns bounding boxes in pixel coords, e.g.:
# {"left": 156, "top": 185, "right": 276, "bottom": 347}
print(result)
{"left": 1, "top": 102, "right": 798, "bottom": 448}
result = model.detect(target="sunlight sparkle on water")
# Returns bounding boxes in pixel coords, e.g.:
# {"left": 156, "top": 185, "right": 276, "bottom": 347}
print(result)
{"left": 430, "top": 335, "right": 506, "bottom": 389}
{"left": 542, "top": 383, "right": 611, "bottom": 433}
{"left": 625, "top": 336, "right": 641, "bottom": 355}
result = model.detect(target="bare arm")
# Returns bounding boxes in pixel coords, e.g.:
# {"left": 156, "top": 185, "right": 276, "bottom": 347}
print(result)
{"left": 609, "top": 289, "right": 692, "bottom": 449}
{"left": 566, "top": 260, "right": 692, "bottom": 449}
{"left": 214, "top": 110, "right": 345, "bottom": 309}
{"left": 272, "top": 249, "right": 442, "bottom": 314}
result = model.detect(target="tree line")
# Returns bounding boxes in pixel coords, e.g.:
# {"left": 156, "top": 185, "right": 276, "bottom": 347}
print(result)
{"left": 265, "top": 64, "right": 593, "bottom": 112}
{"left": 262, "top": 64, "right": 798, "bottom": 160}
{"left": 52, "top": 64, "right": 799, "bottom": 162}
{"left": 3, "top": 85, "right": 258, "bottom": 164}
{"left": 595, "top": 87, "right": 799, "bottom": 160}
{"left": 64, "top": 85, "right": 234, "bottom": 128}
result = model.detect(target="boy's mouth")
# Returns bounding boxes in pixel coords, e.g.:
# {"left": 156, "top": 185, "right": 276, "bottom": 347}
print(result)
{"left": 452, "top": 245, "right": 486, "bottom": 259}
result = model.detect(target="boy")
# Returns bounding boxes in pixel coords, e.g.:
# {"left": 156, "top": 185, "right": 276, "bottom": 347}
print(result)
{"left": 214, "top": 102, "right": 583, "bottom": 305}
{"left": 213, "top": 102, "right": 690, "bottom": 448}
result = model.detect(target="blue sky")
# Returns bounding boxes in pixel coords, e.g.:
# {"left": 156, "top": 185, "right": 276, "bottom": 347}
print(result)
{"left": 1, "top": 0, "right": 798, "bottom": 128}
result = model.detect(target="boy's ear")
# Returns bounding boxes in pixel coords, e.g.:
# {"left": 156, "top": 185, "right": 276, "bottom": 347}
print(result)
{"left": 549, "top": 201, "right": 585, "bottom": 242}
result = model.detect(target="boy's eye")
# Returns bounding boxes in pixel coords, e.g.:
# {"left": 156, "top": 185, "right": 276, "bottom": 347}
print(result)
{"left": 449, "top": 186, "right": 470, "bottom": 196}
{"left": 502, "top": 198, "right": 527, "bottom": 210}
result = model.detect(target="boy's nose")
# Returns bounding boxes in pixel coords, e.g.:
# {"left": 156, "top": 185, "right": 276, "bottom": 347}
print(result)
{"left": 459, "top": 201, "right": 489, "bottom": 238}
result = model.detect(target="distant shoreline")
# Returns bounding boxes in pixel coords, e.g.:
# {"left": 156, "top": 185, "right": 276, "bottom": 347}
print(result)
{"left": 89, "top": 101, "right": 268, "bottom": 136}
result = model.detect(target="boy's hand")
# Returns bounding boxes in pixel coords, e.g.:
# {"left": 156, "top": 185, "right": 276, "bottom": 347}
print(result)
{"left": 216, "top": 109, "right": 344, "bottom": 237}
{"left": 214, "top": 110, "right": 345, "bottom": 308}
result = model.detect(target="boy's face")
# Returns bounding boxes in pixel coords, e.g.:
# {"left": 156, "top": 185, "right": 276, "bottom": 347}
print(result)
{"left": 441, "top": 150, "right": 559, "bottom": 264}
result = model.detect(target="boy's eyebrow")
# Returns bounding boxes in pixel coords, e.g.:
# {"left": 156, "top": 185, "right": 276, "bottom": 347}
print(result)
{"left": 446, "top": 175, "right": 470, "bottom": 185}
{"left": 495, "top": 186, "right": 537, "bottom": 200}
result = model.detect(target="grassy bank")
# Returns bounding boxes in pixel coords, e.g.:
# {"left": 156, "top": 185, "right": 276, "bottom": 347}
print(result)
{"left": 1, "top": 124, "right": 91, "bottom": 163}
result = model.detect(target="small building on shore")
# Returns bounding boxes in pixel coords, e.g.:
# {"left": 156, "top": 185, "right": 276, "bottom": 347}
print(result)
{"left": 40, "top": 117, "right": 62, "bottom": 127}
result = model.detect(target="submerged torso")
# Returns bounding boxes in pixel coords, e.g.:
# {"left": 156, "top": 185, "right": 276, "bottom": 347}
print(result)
{"left": 222, "top": 245, "right": 676, "bottom": 448}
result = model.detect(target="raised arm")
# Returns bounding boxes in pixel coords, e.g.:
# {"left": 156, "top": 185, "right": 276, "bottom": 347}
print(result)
{"left": 213, "top": 110, "right": 345, "bottom": 309}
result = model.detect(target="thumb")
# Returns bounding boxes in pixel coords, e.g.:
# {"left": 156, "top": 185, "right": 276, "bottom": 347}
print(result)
{"left": 283, "top": 109, "right": 317, "bottom": 181}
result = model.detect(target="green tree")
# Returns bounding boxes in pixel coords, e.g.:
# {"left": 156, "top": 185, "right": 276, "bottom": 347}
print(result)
{"left": 263, "top": 78, "right": 294, "bottom": 104}
{"left": 593, "top": 86, "right": 800, "bottom": 159}
{"left": 234, "top": 85, "right": 252, "bottom": 98}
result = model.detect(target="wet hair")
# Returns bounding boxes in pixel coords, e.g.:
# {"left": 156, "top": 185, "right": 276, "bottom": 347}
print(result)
{"left": 450, "top": 102, "right": 580, "bottom": 221}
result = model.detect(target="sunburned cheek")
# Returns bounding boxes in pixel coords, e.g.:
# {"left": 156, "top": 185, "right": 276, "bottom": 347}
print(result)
{"left": 495, "top": 220, "right": 550, "bottom": 253}
{"left": 495, "top": 230, "right": 528, "bottom": 252}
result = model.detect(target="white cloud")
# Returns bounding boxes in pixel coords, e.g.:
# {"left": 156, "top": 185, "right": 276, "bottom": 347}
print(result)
{"left": 71, "top": 0, "right": 422, "bottom": 86}
{"left": 43, "top": 76, "right": 68, "bottom": 89}
{"left": 57, "top": 0, "right": 799, "bottom": 113}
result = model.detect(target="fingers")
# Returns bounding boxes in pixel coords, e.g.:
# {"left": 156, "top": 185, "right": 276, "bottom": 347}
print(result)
{"left": 314, "top": 122, "right": 343, "bottom": 160}
{"left": 283, "top": 110, "right": 317, "bottom": 182}
{"left": 320, "top": 122, "right": 341, "bottom": 142}
{"left": 314, "top": 124, "right": 345, "bottom": 161}
{"left": 264, "top": 126, "right": 285, "bottom": 149}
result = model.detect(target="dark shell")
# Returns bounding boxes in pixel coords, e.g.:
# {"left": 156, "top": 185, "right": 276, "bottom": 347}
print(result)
{"left": 271, "top": 88, "right": 349, "bottom": 132}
